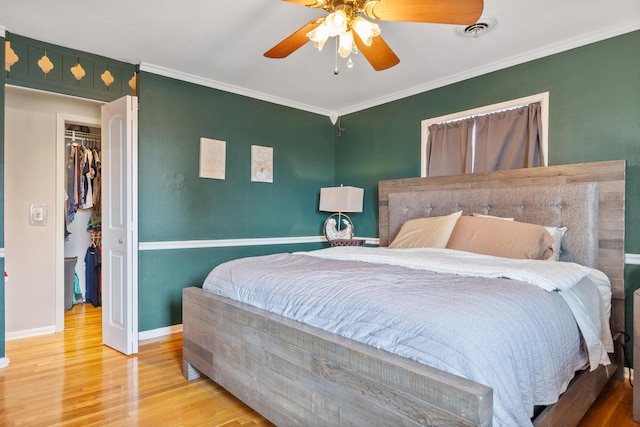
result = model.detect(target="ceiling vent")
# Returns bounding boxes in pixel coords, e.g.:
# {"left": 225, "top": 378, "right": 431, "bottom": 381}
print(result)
{"left": 457, "top": 17, "right": 497, "bottom": 38}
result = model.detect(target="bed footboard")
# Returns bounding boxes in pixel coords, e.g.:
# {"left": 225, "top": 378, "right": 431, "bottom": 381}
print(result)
{"left": 182, "top": 286, "right": 492, "bottom": 427}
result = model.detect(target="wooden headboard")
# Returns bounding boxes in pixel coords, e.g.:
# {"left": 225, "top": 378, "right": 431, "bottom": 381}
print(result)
{"left": 378, "top": 160, "right": 626, "bottom": 333}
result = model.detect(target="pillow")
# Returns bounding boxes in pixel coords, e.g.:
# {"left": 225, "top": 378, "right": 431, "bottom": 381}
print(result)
{"left": 446, "top": 216, "right": 554, "bottom": 260}
{"left": 472, "top": 214, "right": 567, "bottom": 262}
{"left": 389, "top": 211, "right": 462, "bottom": 249}
{"left": 544, "top": 226, "right": 567, "bottom": 261}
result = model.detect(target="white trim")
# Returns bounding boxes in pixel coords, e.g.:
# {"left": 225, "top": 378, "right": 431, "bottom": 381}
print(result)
{"left": 128, "top": 95, "right": 140, "bottom": 355}
{"left": 0, "top": 26, "right": 6, "bottom": 38}
{"left": 6, "top": 84, "right": 104, "bottom": 104}
{"left": 626, "top": 254, "right": 640, "bottom": 265}
{"left": 6, "top": 325, "right": 56, "bottom": 341}
{"left": 0, "top": 357, "right": 9, "bottom": 368}
{"left": 139, "top": 235, "right": 380, "bottom": 251}
{"left": 0, "top": 248, "right": 4, "bottom": 258}
{"left": 139, "top": 62, "right": 332, "bottom": 118}
{"left": 336, "top": 22, "right": 640, "bottom": 116}
{"left": 139, "top": 235, "right": 325, "bottom": 250}
{"left": 420, "top": 92, "right": 549, "bottom": 177}
{"left": 139, "top": 324, "right": 183, "bottom": 341}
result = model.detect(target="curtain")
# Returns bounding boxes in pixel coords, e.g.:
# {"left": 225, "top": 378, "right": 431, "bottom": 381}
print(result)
{"left": 473, "top": 102, "right": 543, "bottom": 173}
{"left": 426, "top": 118, "right": 474, "bottom": 177}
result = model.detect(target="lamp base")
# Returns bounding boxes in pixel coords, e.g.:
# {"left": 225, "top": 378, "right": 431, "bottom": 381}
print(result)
{"left": 323, "top": 213, "right": 354, "bottom": 241}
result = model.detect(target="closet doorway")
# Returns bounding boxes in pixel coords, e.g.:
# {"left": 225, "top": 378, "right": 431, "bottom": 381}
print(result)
{"left": 60, "top": 115, "right": 103, "bottom": 327}
{"left": 5, "top": 86, "right": 138, "bottom": 355}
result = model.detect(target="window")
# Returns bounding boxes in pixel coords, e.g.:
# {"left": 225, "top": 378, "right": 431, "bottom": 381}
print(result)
{"left": 420, "top": 92, "right": 549, "bottom": 177}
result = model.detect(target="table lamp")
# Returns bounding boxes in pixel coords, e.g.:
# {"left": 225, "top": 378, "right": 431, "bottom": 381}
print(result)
{"left": 319, "top": 185, "right": 364, "bottom": 241}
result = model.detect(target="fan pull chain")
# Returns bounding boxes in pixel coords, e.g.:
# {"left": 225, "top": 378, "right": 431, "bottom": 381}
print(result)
{"left": 334, "top": 37, "right": 339, "bottom": 75}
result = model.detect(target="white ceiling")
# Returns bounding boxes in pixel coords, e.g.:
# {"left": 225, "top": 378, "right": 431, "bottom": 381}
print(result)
{"left": 1, "top": 0, "right": 639, "bottom": 118}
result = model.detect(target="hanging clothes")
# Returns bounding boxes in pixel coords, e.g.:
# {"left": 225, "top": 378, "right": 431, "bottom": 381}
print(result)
{"left": 81, "top": 148, "right": 94, "bottom": 209}
{"left": 88, "top": 149, "right": 102, "bottom": 231}
{"left": 66, "top": 146, "right": 77, "bottom": 223}
{"left": 65, "top": 132, "right": 102, "bottom": 226}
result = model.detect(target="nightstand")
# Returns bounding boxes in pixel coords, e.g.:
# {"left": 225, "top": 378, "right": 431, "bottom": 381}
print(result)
{"left": 330, "top": 239, "right": 366, "bottom": 247}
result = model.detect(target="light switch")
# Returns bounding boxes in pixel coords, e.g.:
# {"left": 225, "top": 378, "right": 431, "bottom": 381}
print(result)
{"left": 30, "top": 204, "right": 47, "bottom": 226}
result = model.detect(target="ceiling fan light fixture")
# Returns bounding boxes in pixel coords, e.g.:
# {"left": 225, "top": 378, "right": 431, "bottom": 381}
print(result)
{"left": 325, "top": 10, "right": 348, "bottom": 36}
{"left": 338, "top": 30, "right": 357, "bottom": 58}
{"left": 268, "top": 0, "right": 483, "bottom": 71}
{"left": 307, "top": 22, "right": 331, "bottom": 50}
{"left": 352, "top": 16, "right": 380, "bottom": 46}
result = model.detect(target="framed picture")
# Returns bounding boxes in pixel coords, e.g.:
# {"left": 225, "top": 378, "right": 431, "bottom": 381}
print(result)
{"left": 251, "top": 145, "right": 273, "bottom": 183}
{"left": 199, "top": 137, "right": 226, "bottom": 180}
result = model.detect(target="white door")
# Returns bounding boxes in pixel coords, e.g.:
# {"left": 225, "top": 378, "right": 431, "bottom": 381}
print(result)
{"left": 101, "top": 95, "right": 138, "bottom": 355}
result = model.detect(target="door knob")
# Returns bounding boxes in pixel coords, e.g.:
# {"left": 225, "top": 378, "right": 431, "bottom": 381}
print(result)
{"left": 118, "top": 238, "right": 125, "bottom": 244}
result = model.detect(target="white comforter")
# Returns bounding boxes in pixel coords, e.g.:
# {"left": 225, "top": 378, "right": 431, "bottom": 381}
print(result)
{"left": 300, "top": 246, "right": 613, "bottom": 370}
{"left": 203, "top": 246, "right": 613, "bottom": 427}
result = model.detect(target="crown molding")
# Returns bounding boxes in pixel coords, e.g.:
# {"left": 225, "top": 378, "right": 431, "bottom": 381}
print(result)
{"left": 132, "top": 22, "right": 640, "bottom": 119}
{"left": 336, "top": 21, "right": 640, "bottom": 116}
{"left": 139, "top": 62, "right": 332, "bottom": 118}
{"left": 0, "top": 25, "right": 6, "bottom": 37}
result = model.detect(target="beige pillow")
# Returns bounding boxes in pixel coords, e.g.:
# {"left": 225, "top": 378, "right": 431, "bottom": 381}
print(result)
{"left": 446, "top": 216, "right": 554, "bottom": 260}
{"left": 472, "top": 214, "right": 567, "bottom": 261}
{"left": 389, "top": 211, "right": 462, "bottom": 249}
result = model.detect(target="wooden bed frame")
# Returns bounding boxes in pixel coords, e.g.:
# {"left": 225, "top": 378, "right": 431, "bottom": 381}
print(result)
{"left": 183, "top": 160, "right": 626, "bottom": 427}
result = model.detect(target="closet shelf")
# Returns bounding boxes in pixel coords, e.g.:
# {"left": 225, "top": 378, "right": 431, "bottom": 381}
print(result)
{"left": 65, "top": 129, "right": 101, "bottom": 142}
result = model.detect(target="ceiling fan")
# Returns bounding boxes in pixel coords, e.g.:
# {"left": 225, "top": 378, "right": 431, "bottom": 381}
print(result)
{"left": 264, "top": 0, "right": 484, "bottom": 71}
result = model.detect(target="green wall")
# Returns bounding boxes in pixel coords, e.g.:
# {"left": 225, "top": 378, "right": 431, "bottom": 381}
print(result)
{"left": 137, "top": 72, "right": 334, "bottom": 330}
{"left": 336, "top": 30, "right": 640, "bottom": 355}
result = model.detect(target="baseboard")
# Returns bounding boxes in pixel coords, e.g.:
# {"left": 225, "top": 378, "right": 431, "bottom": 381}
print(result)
{"left": 6, "top": 325, "right": 56, "bottom": 341}
{"left": 139, "top": 324, "right": 183, "bottom": 341}
{"left": 7, "top": 323, "right": 182, "bottom": 343}
{"left": 0, "top": 357, "right": 10, "bottom": 368}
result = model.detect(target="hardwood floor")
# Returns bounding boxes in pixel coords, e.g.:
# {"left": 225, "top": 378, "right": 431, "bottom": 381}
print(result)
{"left": 1, "top": 303, "right": 272, "bottom": 427}
{"left": 0, "top": 303, "right": 637, "bottom": 426}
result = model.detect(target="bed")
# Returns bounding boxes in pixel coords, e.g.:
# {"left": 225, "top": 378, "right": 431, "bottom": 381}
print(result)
{"left": 182, "top": 160, "right": 626, "bottom": 427}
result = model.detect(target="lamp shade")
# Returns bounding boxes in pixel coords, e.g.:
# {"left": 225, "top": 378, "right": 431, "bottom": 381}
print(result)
{"left": 319, "top": 186, "right": 363, "bottom": 213}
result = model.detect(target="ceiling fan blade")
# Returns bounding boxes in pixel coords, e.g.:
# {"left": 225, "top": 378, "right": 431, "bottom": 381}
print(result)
{"left": 364, "top": 0, "right": 484, "bottom": 25}
{"left": 353, "top": 32, "right": 400, "bottom": 71}
{"left": 264, "top": 18, "right": 323, "bottom": 58}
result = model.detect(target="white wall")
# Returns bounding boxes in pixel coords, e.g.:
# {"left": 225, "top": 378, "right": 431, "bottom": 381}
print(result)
{"left": 4, "top": 86, "right": 100, "bottom": 336}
